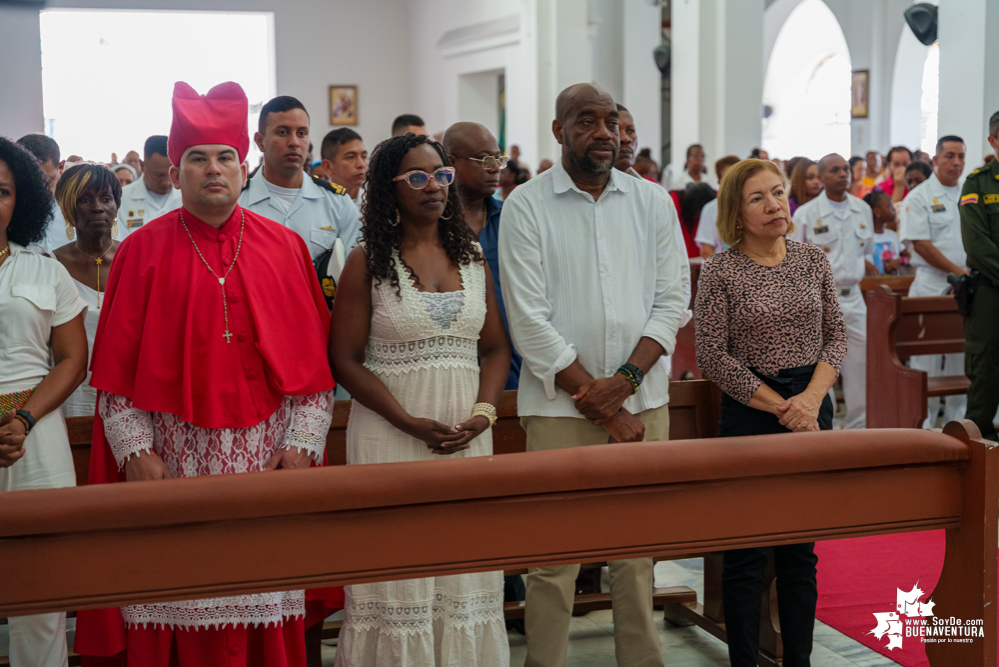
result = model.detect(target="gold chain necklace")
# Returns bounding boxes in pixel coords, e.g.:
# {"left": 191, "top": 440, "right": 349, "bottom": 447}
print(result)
{"left": 76, "top": 240, "right": 113, "bottom": 308}
{"left": 180, "top": 209, "right": 246, "bottom": 344}
{"left": 0, "top": 243, "right": 9, "bottom": 266}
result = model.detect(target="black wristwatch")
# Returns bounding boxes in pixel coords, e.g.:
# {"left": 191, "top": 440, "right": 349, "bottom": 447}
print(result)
{"left": 15, "top": 409, "right": 36, "bottom": 435}
{"left": 620, "top": 363, "right": 644, "bottom": 387}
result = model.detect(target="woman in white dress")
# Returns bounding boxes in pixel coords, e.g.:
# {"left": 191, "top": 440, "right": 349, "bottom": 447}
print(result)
{"left": 329, "top": 133, "right": 513, "bottom": 667}
{"left": 0, "top": 137, "right": 89, "bottom": 666}
{"left": 50, "top": 163, "right": 122, "bottom": 418}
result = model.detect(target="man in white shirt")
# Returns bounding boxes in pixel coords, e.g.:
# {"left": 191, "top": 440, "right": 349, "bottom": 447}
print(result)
{"left": 117, "top": 135, "right": 182, "bottom": 238}
{"left": 321, "top": 128, "right": 368, "bottom": 206}
{"left": 695, "top": 155, "right": 741, "bottom": 257}
{"left": 899, "top": 135, "right": 968, "bottom": 428}
{"left": 17, "top": 134, "right": 71, "bottom": 252}
{"left": 239, "top": 96, "right": 362, "bottom": 263}
{"left": 792, "top": 153, "right": 874, "bottom": 429}
{"left": 499, "top": 83, "right": 686, "bottom": 667}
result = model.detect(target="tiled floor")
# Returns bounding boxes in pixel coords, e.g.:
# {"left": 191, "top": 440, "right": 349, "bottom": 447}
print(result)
{"left": 322, "top": 558, "right": 897, "bottom": 666}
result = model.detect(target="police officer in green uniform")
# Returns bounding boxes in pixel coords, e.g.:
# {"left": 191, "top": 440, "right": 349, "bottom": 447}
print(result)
{"left": 960, "top": 109, "right": 999, "bottom": 440}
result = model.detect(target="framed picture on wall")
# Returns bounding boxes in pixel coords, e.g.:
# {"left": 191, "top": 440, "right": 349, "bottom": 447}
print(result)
{"left": 851, "top": 70, "right": 869, "bottom": 118}
{"left": 329, "top": 85, "right": 358, "bottom": 126}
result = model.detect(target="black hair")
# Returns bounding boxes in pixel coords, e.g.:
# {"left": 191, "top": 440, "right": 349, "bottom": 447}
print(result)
{"left": 144, "top": 135, "right": 168, "bottom": 161}
{"left": 887, "top": 145, "right": 912, "bottom": 162}
{"left": 360, "top": 133, "right": 482, "bottom": 296}
{"left": 906, "top": 161, "right": 933, "bottom": 179}
{"left": 750, "top": 147, "right": 765, "bottom": 159}
{"left": 990, "top": 111, "right": 999, "bottom": 138}
{"left": 680, "top": 182, "right": 716, "bottom": 235}
{"left": 259, "top": 96, "right": 309, "bottom": 134}
{"left": 864, "top": 190, "right": 891, "bottom": 209}
{"left": 321, "top": 128, "right": 363, "bottom": 161}
{"left": 16, "top": 133, "right": 60, "bottom": 166}
{"left": 0, "top": 136, "right": 54, "bottom": 247}
{"left": 935, "top": 135, "right": 965, "bottom": 154}
{"left": 392, "top": 114, "right": 425, "bottom": 136}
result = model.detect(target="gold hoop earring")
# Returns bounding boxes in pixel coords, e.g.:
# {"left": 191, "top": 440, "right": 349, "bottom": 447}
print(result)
{"left": 439, "top": 199, "right": 452, "bottom": 221}
{"left": 392, "top": 208, "right": 401, "bottom": 227}
{"left": 112, "top": 217, "right": 119, "bottom": 239}
{"left": 66, "top": 221, "right": 75, "bottom": 240}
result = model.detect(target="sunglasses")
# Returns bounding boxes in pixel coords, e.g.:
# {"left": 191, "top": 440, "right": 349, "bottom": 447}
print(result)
{"left": 393, "top": 167, "right": 456, "bottom": 190}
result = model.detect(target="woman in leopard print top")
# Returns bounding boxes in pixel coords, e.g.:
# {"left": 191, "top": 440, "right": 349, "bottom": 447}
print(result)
{"left": 693, "top": 158, "right": 847, "bottom": 667}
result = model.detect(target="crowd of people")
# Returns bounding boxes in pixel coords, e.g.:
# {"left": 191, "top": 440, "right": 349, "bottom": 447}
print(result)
{"left": 0, "top": 76, "right": 998, "bottom": 667}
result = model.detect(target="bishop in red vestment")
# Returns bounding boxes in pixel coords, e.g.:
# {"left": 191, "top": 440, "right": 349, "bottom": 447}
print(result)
{"left": 74, "top": 81, "right": 342, "bottom": 667}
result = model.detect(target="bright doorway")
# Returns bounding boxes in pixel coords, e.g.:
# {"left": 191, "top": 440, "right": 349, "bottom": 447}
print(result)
{"left": 39, "top": 9, "right": 275, "bottom": 166}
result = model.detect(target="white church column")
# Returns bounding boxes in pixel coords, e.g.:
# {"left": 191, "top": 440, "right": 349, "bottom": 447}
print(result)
{"left": 0, "top": 5, "right": 44, "bottom": 138}
{"left": 938, "top": 0, "right": 999, "bottom": 175}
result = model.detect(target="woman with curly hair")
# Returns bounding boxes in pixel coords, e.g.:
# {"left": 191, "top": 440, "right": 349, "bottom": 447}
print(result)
{"left": 51, "top": 163, "right": 122, "bottom": 418}
{"left": 329, "top": 134, "right": 512, "bottom": 666}
{"left": 0, "top": 136, "right": 88, "bottom": 665}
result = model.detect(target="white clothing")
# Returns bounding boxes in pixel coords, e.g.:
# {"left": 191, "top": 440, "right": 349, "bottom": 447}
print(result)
{"left": 97, "top": 389, "right": 333, "bottom": 629}
{"left": 0, "top": 243, "right": 88, "bottom": 386}
{"left": 664, "top": 164, "right": 716, "bottom": 192}
{"left": 263, "top": 176, "right": 301, "bottom": 215}
{"left": 239, "top": 172, "right": 362, "bottom": 260}
{"left": 791, "top": 190, "right": 874, "bottom": 288}
{"left": 792, "top": 193, "right": 873, "bottom": 428}
{"left": 335, "top": 245, "right": 508, "bottom": 667}
{"left": 694, "top": 198, "right": 724, "bottom": 251}
{"left": 899, "top": 173, "right": 967, "bottom": 278}
{"left": 61, "top": 280, "right": 100, "bottom": 418}
{"left": 869, "top": 229, "right": 902, "bottom": 274}
{"left": 118, "top": 178, "right": 182, "bottom": 238}
{"left": 0, "top": 243, "right": 84, "bottom": 667}
{"left": 498, "top": 160, "right": 687, "bottom": 419}
{"left": 29, "top": 201, "right": 72, "bottom": 254}
{"left": 900, "top": 176, "right": 968, "bottom": 427}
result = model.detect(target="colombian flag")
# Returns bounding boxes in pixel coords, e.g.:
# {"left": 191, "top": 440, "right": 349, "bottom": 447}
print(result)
{"left": 961, "top": 193, "right": 979, "bottom": 206}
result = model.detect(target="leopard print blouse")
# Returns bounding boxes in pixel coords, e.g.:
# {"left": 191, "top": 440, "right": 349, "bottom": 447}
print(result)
{"left": 694, "top": 239, "right": 847, "bottom": 404}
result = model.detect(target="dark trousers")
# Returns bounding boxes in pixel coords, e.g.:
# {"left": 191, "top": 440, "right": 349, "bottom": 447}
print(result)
{"left": 965, "top": 282, "right": 999, "bottom": 441}
{"left": 718, "top": 364, "right": 831, "bottom": 667}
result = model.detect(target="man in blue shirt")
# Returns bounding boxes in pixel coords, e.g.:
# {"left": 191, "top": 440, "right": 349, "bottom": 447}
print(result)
{"left": 443, "top": 122, "right": 522, "bottom": 389}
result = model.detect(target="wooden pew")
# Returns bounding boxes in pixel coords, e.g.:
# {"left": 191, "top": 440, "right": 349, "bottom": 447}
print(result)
{"left": 867, "top": 286, "right": 969, "bottom": 429}
{"left": 3, "top": 423, "right": 995, "bottom": 666}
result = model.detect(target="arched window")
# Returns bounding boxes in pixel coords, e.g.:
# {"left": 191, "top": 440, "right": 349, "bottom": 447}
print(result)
{"left": 762, "top": 0, "right": 852, "bottom": 159}
{"left": 919, "top": 43, "right": 940, "bottom": 156}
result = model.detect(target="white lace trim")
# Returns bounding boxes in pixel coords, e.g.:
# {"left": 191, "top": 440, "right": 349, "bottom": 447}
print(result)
{"left": 365, "top": 335, "right": 480, "bottom": 376}
{"left": 121, "top": 590, "right": 305, "bottom": 631}
{"left": 98, "top": 390, "right": 333, "bottom": 476}
{"left": 418, "top": 290, "right": 466, "bottom": 330}
{"left": 100, "top": 391, "right": 154, "bottom": 468}
{"left": 343, "top": 587, "right": 505, "bottom": 637}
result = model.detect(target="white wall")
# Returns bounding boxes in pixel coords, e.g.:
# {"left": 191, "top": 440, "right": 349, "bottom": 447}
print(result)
{"left": 0, "top": 0, "right": 410, "bottom": 151}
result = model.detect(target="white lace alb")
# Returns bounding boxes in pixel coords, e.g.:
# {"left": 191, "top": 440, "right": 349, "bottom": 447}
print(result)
{"left": 99, "top": 390, "right": 334, "bottom": 475}
{"left": 121, "top": 590, "right": 305, "bottom": 631}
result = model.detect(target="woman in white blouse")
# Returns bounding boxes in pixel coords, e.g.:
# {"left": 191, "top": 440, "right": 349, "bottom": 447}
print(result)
{"left": 50, "top": 163, "right": 121, "bottom": 418}
{"left": 0, "top": 137, "right": 88, "bottom": 667}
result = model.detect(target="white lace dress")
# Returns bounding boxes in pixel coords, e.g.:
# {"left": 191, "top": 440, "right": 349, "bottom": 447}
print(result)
{"left": 98, "top": 389, "right": 334, "bottom": 630}
{"left": 334, "top": 249, "right": 509, "bottom": 667}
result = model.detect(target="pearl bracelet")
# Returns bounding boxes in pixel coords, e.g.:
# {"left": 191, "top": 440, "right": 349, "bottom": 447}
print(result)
{"left": 471, "top": 402, "right": 497, "bottom": 428}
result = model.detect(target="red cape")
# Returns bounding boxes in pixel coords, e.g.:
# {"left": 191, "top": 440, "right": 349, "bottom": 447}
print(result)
{"left": 76, "top": 205, "right": 342, "bottom": 657}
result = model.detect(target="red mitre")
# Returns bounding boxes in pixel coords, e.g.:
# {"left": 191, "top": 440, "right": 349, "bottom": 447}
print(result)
{"left": 168, "top": 81, "right": 250, "bottom": 165}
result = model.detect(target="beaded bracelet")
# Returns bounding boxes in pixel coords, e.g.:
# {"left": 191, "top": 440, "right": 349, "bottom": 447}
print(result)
{"left": 13, "top": 414, "right": 32, "bottom": 436}
{"left": 616, "top": 367, "right": 639, "bottom": 395}
{"left": 471, "top": 402, "right": 498, "bottom": 428}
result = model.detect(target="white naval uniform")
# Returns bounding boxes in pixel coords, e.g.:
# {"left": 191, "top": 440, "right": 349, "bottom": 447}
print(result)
{"left": 118, "top": 178, "right": 182, "bottom": 239}
{"left": 791, "top": 190, "right": 874, "bottom": 429}
{"left": 238, "top": 171, "right": 362, "bottom": 260}
{"left": 899, "top": 173, "right": 967, "bottom": 428}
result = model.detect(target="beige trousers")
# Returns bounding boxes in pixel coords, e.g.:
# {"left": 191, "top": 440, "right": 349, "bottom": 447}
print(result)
{"left": 521, "top": 404, "right": 669, "bottom": 667}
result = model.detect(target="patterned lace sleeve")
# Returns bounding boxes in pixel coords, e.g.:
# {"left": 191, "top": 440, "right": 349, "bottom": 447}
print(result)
{"left": 284, "top": 390, "right": 335, "bottom": 461}
{"left": 98, "top": 391, "right": 155, "bottom": 469}
{"left": 816, "top": 251, "right": 848, "bottom": 372}
{"left": 693, "top": 256, "right": 763, "bottom": 404}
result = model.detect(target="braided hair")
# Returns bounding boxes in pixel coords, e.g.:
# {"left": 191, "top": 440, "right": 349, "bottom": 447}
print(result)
{"left": 360, "top": 133, "right": 483, "bottom": 296}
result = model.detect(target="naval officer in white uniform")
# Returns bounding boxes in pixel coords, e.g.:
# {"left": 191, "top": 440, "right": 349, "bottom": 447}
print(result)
{"left": 791, "top": 153, "right": 874, "bottom": 429}
{"left": 238, "top": 96, "right": 361, "bottom": 262}
{"left": 899, "top": 135, "right": 969, "bottom": 428}
{"left": 117, "top": 135, "right": 181, "bottom": 239}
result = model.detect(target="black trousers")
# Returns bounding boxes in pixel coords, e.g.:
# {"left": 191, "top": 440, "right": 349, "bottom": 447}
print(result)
{"left": 718, "top": 365, "right": 832, "bottom": 667}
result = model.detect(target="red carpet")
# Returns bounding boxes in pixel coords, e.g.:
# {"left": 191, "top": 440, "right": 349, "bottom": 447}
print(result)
{"left": 815, "top": 530, "right": 996, "bottom": 666}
